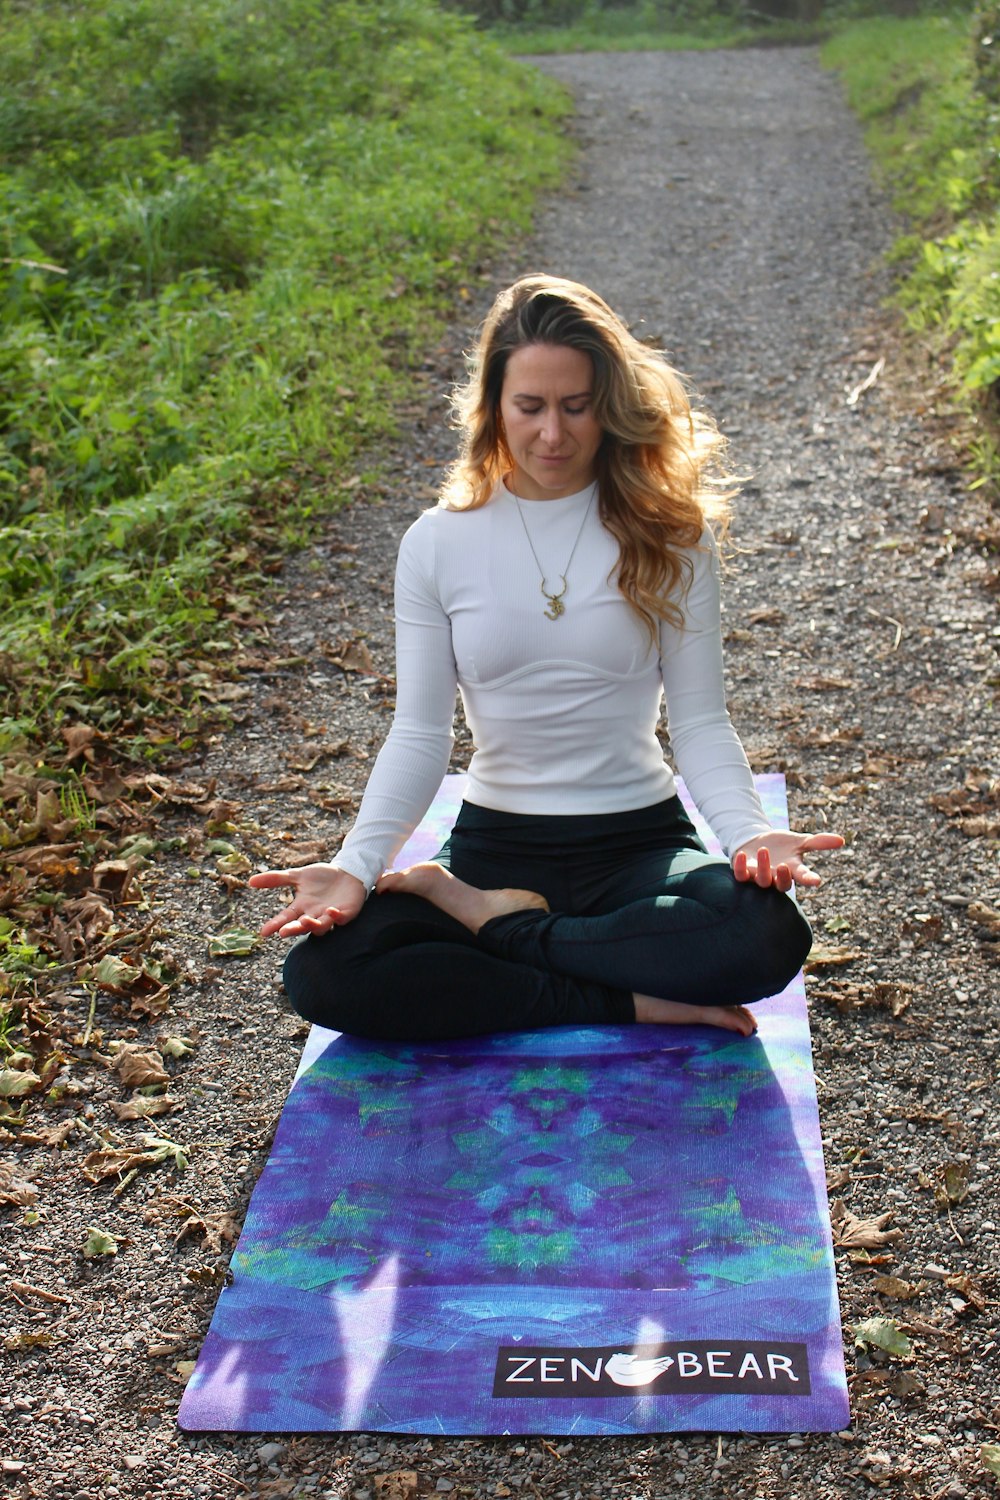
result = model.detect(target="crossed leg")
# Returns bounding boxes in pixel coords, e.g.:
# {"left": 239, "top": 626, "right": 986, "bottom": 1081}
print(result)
{"left": 378, "top": 863, "right": 756, "bottom": 1033}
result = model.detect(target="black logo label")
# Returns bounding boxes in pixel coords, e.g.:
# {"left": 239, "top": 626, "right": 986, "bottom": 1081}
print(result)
{"left": 493, "top": 1341, "right": 810, "bottom": 1397}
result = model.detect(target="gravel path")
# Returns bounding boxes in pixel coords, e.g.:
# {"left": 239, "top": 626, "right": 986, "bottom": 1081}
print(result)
{"left": 6, "top": 46, "right": 998, "bottom": 1500}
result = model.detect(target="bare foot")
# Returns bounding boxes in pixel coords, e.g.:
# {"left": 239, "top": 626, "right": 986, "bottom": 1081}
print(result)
{"left": 633, "top": 993, "right": 758, "bottom": 1036}
{"left": 376, "top": 861, "right": 548, "bottom": 935}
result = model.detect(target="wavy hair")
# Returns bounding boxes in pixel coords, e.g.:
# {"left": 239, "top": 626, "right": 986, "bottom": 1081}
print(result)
{"left": 441, "top": 274, "right": 733, "bottom": 636}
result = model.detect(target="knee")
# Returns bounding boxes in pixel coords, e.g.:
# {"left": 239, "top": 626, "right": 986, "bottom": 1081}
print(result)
{"left": 282, "top": 933, "right": 358, "bottom": 1030}
{"left": 749, "top": 888, "right": 812, "bottom": 997}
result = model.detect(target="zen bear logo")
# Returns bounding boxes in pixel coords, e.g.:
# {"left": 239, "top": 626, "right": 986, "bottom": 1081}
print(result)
{"left": 492, "top": 1341, "right": 810, "bottom": 1398}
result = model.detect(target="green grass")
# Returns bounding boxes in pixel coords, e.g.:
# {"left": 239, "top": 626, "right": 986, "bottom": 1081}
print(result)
{"left": 822, "top": 14, "right": 1000, "bottom": 483}
{"left": 0, "top": 0, "right": 572, "bottom": 758}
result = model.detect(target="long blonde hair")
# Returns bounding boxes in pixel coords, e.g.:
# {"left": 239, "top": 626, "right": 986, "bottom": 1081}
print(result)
{"left": 441, "top": 274, "right": 733, "bottom": 636}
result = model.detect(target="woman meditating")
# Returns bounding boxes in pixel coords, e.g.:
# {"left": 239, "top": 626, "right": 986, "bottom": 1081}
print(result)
{"left": 250, "top": 274, "right": 842, "bottom": 1041}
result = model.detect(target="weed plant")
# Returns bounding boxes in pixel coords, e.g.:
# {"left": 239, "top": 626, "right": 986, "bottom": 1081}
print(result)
{"left": 0, "top": 0, "right": 571, "bottom": 757}
{"left": 823, "top": 13, "right": 1000, "bottom": 484}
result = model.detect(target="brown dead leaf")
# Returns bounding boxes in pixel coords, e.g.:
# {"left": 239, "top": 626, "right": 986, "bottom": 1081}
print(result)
{"left": 60, "top": 724, "right": 101, "bottom": 764}
{"left": 275, "top": 839, "right": 329, "bottom": 864}
{"left": 81, "top": 1147, "right": 143, "bottom": 1184}
{"left": 968, "top": 901, "right": 1000, "bottom": 935}
{"left": 871, "top": 1274, "right": 922, "bottom": 1301}
{"left": 831, "top": 1199, "right": 904, "bottom": 1250}
{"left": 804, "top": 943, "right": 862, "bottom": 972}
{"left": 91, "top": 860, "right": 137, "bottom": 900}
{"left": 125, "top": 773, "right": 214, "bottom": 805}
{"left": 0, "top": 1162, "right": 38, "bottom": 1207}
{"left": 943, "top": 1272, "right": 987, "bottom": 1312}
{"left": 2, "top": 843, "right": 80, "bottom": 879}
{"left": 795, "top": 675, "right": 855, "bottom": 692}
{"left": 810, "top": 978, "right": 913, "bottom": 1014}
{"left": 284, "top": 741, "right": 352, "bottom": 773}
{"left": 109, "top": 1095, "right": 181, "bottom": 1121}
{"left": 747, "top": 607, "right": 787, "bottom": 626}
{"left": 173, "top": 1209, "right": 240, "bottom": 1254}
{"left": 936, "top": 1161, "right": 970, "bottom": 1209}
{"left": 255, "top": 776, "right": 305, "bottom": 793}
{"left": 112, "top": 1047, "right": 169, "bottom": 1090}
{"left": 62, "top": 888, "right": 115, "bottom": 937}
{"left": 931, "top": 776, "right": 1000, "bottom": 838}
{"left": 331, "top": 639, "right": 376, "bottom": 675}
{"left": 826, "top": 1164, "right": 852, "bottom": 1192}
{"left": 129, "top": 987, "right": 172, "bottom": 1020}
{"left": 185, "top": 1263, "right": 230, "bottom": 1288}
{"left": 18, "top": 1118, "right": 78, "bottom": 1148}
{"left": 373, "top": 1473, "right": 420, "bottom": 1499}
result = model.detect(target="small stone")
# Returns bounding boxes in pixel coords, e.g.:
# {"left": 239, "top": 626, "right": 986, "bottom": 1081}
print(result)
{"left": 122, "top": 1457, "right": 144, "bottom": 1471}
{"left": 436, "top": 1483, "right": 455, "bottom": 1494}
{"left": 2, "top": 1462, "right": 25, "bottom": 1476}
{"left": 258, "top": 1442, "right": 286, "bottom": 1464}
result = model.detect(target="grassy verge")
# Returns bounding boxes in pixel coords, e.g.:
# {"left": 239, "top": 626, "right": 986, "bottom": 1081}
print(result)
{"left": 822, "top": 13, "right": 1000, "bottom": 489}
{"left": 0, "top": 0, "right": 571, "bottom": 1051}
{"left": 0, "top": 0, "right": 571, "bottom": 765}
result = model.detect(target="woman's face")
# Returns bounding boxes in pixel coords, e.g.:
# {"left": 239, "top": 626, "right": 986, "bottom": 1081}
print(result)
{"left": 499, "top": 343, "right": 603, "bottom": 500}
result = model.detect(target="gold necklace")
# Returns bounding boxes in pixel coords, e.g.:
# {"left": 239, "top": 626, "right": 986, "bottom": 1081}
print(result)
{"left": 510, "top": 481, "right": 596, "bottom": 620}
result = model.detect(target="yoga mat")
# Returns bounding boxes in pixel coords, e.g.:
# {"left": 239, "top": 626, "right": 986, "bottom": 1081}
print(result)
{"left": 180, "top": 775, "right": 848, "bottom": 1435}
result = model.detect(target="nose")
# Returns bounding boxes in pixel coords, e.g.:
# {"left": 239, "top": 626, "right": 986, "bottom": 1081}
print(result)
{"left": 540, "top": 407, "right": 565, "bottom": 447}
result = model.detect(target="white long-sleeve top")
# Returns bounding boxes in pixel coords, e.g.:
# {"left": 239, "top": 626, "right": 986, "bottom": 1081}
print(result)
{"left": 333, "top": 481, "right": 772, "bottom": 890}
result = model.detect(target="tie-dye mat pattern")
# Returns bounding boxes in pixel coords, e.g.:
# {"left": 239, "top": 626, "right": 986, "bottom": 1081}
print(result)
{"left": 179, "top": 775, "right": 848, "bottom": 1435}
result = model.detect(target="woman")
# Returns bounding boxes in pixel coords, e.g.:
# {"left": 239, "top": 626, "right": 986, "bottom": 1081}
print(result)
{"left": 250, "top": 275, "right": 842, "bottom": 1041}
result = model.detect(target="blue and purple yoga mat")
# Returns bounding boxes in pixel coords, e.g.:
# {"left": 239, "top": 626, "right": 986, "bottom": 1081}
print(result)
{"left": 180, "top": 775, "right": 848, "bottom": 1435}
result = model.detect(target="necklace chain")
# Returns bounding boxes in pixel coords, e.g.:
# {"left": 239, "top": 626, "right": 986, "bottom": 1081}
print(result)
{"left": 510, "top": 481, "right": 596, "bottom": 620}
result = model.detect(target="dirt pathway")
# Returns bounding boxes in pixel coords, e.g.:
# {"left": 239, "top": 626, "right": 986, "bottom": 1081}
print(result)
{"left": 7, "top": 46, "right": 998, "bottom": 1500}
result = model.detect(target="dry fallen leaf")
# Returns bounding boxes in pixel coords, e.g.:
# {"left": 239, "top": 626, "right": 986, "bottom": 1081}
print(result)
{"left": 968, "top": 901, "right": 1000, "bottom": 935}
{"left": 332, "top": 639, "right": 376, "bottom": 674}
{"left": 112, "top": 1047, "right": 169, "bottom": 1090}
{"left": 935, "top": 1162, "right": 970, "bottom": 1210}
{"left": 871, "top": 1274, "right": 921, "bottom": 1301}
{"left": 944, "top": 1272, "right": 987, "bottom": 1313}
{"left": 831, "top": 1199, "right": 904, "bottom": 1250}
{"left": 18, "top": 1118, "right": 78, "bottom": 1149}
{"left": 109, "top": 1095, "right": 181, "bottom": 1121}
{"left": 373, "top": 1472, "right": 420, "bottom": 1499}
{"left": 804, "top": 943, "right": 862, "bottom": 972}
{"left": 0, "top": 1163, "right": 38, "bottom": 1208}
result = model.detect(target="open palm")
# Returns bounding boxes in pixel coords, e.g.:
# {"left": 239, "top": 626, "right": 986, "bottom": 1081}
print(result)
{"left": 248, "top": 864, "right": 367, "bottom": 939}
{"left": 732, "top": 830, "right": 844, "bottom": 892}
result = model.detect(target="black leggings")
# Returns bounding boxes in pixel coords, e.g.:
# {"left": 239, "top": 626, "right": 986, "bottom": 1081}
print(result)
{"left": 282, "top": 797, "right": 812, "bottom": 1042}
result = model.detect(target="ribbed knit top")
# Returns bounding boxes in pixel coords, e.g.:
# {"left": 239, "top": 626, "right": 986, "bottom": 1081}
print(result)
{"left": 333, "top": 482, "right": 772, "bottom": 890}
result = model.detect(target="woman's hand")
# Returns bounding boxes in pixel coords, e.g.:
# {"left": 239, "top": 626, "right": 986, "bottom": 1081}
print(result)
{"left": 247, "top": 864, "right": 367, "bottom": 939}
{"left": 732, "top": 830, "right": 844, "bottom": 892}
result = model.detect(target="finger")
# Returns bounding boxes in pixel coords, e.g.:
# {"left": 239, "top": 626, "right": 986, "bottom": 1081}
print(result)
{"left": 773, "top": 862, "right": 794, "bottom": 893}
{"left": 754, "top": 846, "right": 772, "bottom": 888}
{"left": 277, "top": 912, "right": 333, "bottom": 939}
{"left": 259, "top": 909, "right": 299, "bottom": 938}
{"left": 298, "top": 913, "right": 336, "bottom": 934}
{"left": 732, "top": 851, "right": 750, "bottom": 883}
{"left": 798, "top": 834, "right": 845, "bottom": 852}
{"left": 248, "top": 870, "right": 295, "bottom": 890}
{"left": 792, "top": 864, "right": 822, "bottom": 889}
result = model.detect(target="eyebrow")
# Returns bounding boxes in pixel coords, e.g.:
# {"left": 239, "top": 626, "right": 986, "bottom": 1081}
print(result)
{"left": 511, "top": 390, "right": 592, "bottom": 402}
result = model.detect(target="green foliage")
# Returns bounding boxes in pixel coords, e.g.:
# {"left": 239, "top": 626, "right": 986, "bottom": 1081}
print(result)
{"left": 0, "top": 0, "right": 571, "bottom": 751}
{"left": 455, "top": 0, "right": 828, "bottom": 50}
{"left": 824, "top": 14, "right": 1000, "bottom": 484}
